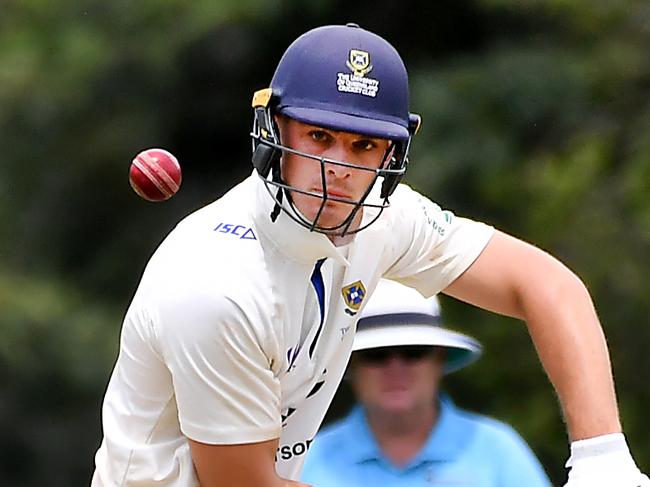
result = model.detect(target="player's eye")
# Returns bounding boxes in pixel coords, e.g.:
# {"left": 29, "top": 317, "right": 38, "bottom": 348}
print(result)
{"left": 309, "top": 130, "right": 333, "bottom": 144}
{"left": 352, "top": 139, "right": 377, "bottom": 151}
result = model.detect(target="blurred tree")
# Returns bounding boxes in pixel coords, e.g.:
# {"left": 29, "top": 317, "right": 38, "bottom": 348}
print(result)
{"left": 0, "top": 271, "right": 119, "bottom": 485}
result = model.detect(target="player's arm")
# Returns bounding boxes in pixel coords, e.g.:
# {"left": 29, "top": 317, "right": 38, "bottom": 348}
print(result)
{"left": 189, "top": 438, "right": 311, "bottom": 487}
{"left": 444, "top": 230, "right": 650, "bottom": 486}
{"left": 156, "top": 286, "right": 307, "bottom": 486}
{"left": 444, "top": 229, "right": 619, "bottom": 440}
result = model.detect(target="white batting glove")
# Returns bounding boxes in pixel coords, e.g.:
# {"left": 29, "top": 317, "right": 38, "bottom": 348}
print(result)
{"left": 563, "top": 433, "right": 650, "bottom": 487}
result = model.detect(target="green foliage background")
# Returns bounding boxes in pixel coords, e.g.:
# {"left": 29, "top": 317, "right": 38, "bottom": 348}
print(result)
{"left": 1, "top": 1, "right": 648, "bottom": 485}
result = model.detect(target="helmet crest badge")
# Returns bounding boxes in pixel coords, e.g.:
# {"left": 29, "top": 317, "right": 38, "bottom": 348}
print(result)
{"left": 346, "top": 49, "right": 373, "bottom": 77}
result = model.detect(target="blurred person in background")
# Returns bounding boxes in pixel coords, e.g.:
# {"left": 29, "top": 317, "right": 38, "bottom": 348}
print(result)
{"left": 302, "top": 279, "right": 553, "bottom": 487}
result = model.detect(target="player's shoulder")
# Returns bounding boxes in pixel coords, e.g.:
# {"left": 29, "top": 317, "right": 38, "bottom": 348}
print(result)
{"left": 385, "top": 181, "right": 421, "bottom": 208}
{"left": 378, "top": 182, "right": 459, "bottom": 239}
{"left": 156, "top": 177, "right": 261, "bottom": 262}
{"left": 139, "top": 177, "right": 273, "bottom": 300}
{"left": 174, "top": 175, "right": 257, "bottom": 236}
{"left": 136, "top": 238, "right": 274, "bottom": 346}
{"left": 388, "top": 181, "right": 431, "bottom": 201}
{"left": 383, "top": 182, "right": 448, "bottom": 218}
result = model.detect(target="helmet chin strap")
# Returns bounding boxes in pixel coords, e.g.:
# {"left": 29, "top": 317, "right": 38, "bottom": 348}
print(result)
{"left": 269, "top": 162, "right": 283, "bottom": 223}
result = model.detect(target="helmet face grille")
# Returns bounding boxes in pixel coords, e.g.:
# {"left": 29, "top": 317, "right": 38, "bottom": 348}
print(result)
{"left": 251, "top": 125, "right": 403, "bottom": 236}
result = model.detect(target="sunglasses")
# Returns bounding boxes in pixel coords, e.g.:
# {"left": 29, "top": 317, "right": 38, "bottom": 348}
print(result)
{"left": 355, "top": 346, "right": 435, "bottom": 365}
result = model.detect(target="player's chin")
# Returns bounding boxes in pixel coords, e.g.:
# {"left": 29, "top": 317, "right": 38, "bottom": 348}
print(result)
{"left": 313, "top": 205, "right": 355, "bottom": 230}
{"left": 298, "top": 198, "right": 352, "bottom": 228}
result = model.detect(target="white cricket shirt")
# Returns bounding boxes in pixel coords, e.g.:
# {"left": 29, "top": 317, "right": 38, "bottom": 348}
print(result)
{"left": 92, "top": 173, "right": 493, "bottom": 485}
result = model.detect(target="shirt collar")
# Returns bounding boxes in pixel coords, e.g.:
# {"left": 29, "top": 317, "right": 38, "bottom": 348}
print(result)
{"left": 250, "top": 172, "right": 351, "bottom": 266}
{"left": 344, "top": 394, "right": 473, "bottom": 466}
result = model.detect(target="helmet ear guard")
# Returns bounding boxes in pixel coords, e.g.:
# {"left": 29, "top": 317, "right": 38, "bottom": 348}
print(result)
{"left": 380, "top": 113, "right": 422, "bottom": 198}
{"left": 251, "top": 88, "right": 281, "bottom": 178}
{"left": 409, "top": 113, "right": 423, "bottom": 136}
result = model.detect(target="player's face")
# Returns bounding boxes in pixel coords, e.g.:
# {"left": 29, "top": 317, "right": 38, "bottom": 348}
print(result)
{"left": 350, "top": 346, "right": 444, "bottom": 416}
{"left": 276, "top": 116, "right": 391, "bottom": 232}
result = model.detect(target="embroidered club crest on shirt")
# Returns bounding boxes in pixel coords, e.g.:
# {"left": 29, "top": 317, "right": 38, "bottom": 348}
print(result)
{"left": 341, "top": 280, "right": 366, "bottom": 316}
{"left": 337, "top": 49, "right": 380, "bottom": 98}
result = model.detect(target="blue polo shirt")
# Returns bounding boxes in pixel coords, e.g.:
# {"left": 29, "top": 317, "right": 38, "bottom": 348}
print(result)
{"left": 301, "top": 396, "right": 552, "bottom": 487}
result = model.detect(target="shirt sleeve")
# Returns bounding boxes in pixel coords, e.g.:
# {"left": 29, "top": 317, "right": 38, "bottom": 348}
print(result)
{"left": 153, "top": 285, "right": 282, "bottom": 445}
{"left": 382, "top": 184, "right": 494, "bottom": 296}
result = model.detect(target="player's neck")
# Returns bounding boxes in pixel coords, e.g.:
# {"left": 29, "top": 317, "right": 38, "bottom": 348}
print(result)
{"left": 325, "top": 209, "right": 362, "bottom": 246}
{"left": 327, "top": 233, "right": 354, "bottom": 246}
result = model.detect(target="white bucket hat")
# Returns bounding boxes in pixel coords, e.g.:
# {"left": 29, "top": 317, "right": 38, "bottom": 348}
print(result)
{"left": 353, "top": 279, "right": 482, "bottom": 374}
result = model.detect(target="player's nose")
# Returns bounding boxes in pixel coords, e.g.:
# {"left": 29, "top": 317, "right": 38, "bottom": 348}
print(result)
{"left": 323, "top": 144, "right": 354, "bottom": 178}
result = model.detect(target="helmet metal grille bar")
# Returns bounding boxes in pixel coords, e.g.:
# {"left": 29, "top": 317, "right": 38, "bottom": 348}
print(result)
{"left": 251, "top": 131, "right": 400, "bottom": 236}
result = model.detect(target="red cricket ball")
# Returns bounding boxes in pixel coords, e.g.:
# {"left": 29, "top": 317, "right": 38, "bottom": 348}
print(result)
{"left": 129, "top": 148, "right": 182, "bottom": 202}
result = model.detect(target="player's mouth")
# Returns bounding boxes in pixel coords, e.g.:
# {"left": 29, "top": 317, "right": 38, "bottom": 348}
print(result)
{"left": 312, "top": 187, "right": 353, "bottom": 202}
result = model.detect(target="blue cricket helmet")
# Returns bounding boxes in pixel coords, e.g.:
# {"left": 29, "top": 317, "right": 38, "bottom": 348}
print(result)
{"left": 250, "top": 23, "right": 421, "bottom": 236}
{"left": 271, "top": 23, "right": 411, "bottom": 141}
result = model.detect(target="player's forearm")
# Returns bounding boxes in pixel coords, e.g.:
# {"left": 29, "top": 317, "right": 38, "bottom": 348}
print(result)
{"left": 444, "top": 231, "right": 622, "bottom": 440}
{"left": 189, "top": 437, "right": 312, "bottom": 487}
{"left": 520, "top": 261, "right": 620, "bottom": 440}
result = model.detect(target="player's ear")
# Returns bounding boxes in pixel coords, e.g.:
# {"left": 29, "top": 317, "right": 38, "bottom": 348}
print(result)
{"left": 274, "top": 113, "right": 287, "bottom": 128}
{"left": 273, "top": 114, "right": 288, "bottom": 144}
